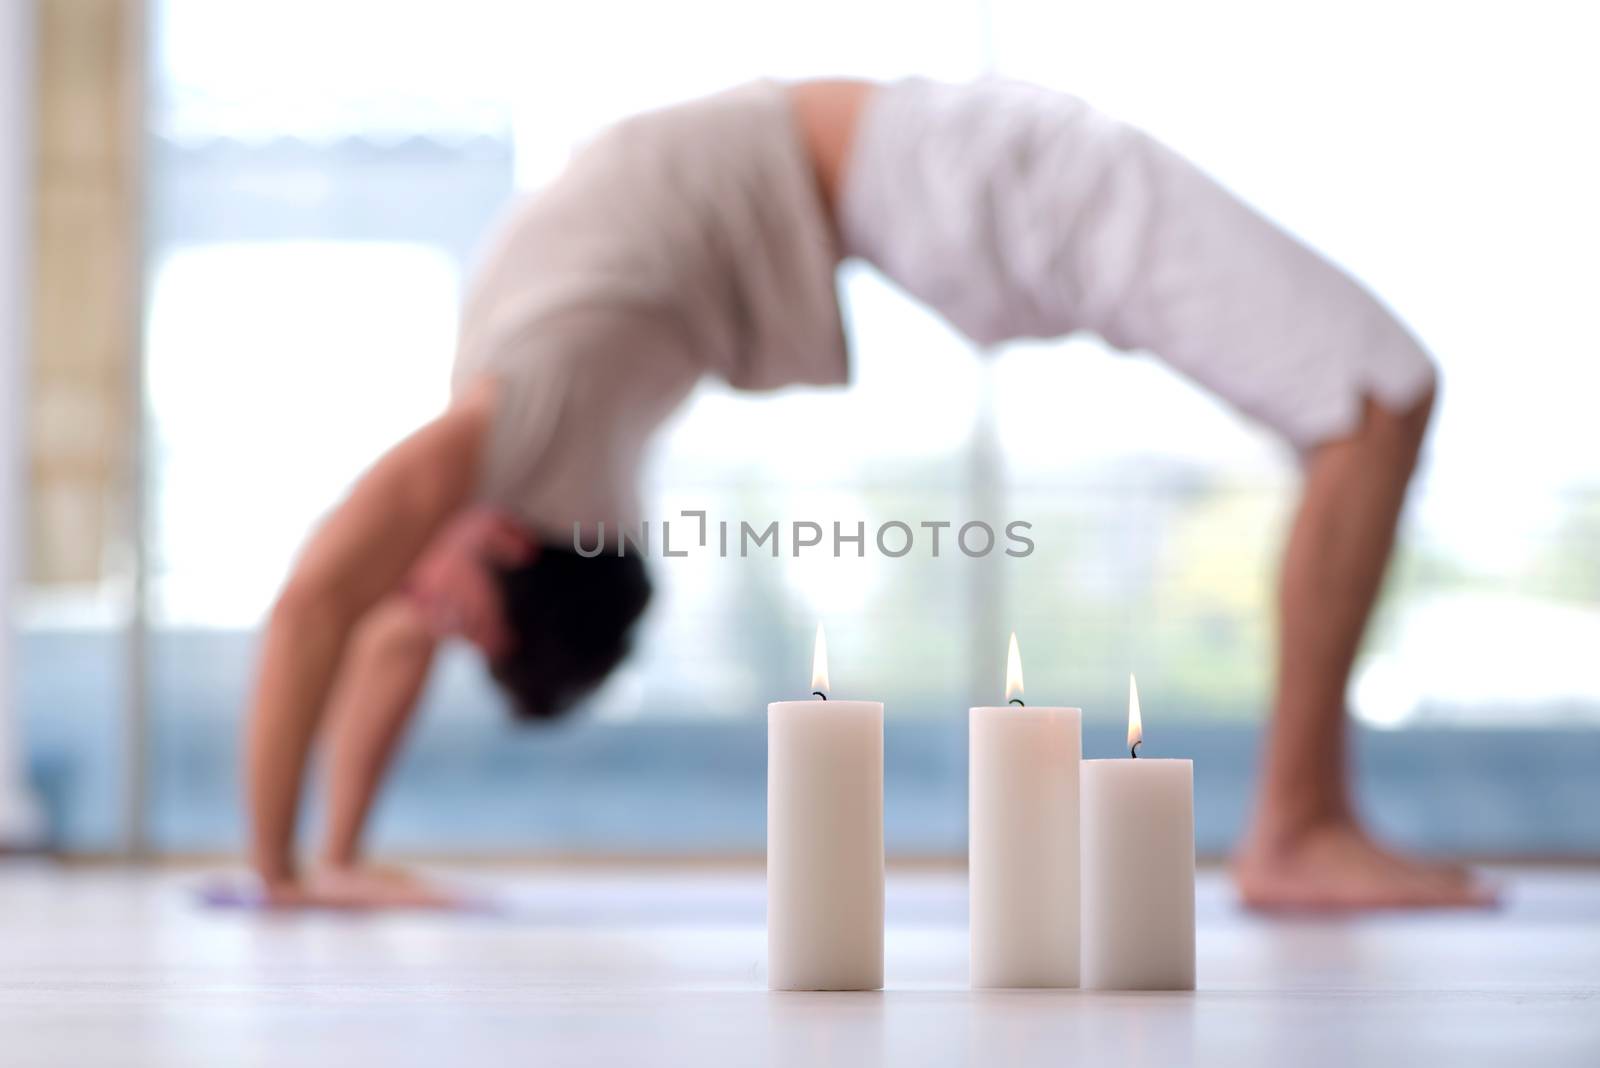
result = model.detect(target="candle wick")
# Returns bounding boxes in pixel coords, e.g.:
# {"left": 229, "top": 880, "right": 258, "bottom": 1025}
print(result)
{"left": 1008, "top": 698, "right": 1025, "bottom": 707}
{"left": 812, "top": 691, "right": 828, "bottom": 701}
{"left": 1130, "top": 740, "right": 1141, "bottom": 759}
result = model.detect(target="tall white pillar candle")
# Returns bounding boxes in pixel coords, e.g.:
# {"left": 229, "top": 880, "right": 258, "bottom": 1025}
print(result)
{"left": 767, "top": 625, "right": 884, "bottom": 991}
{"left": 1081, "top": 676, "right": 1195, "bottom": 990}
{"left": 969, "top": 633, "right": 1080, "bottom": 987}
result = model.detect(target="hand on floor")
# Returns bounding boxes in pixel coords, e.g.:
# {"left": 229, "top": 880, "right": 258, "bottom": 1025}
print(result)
{"left": 272, "top": 864, "right": 467, "bottom": 910}
{"left": 200, "top": 865, "right": 473, "bottom": 912}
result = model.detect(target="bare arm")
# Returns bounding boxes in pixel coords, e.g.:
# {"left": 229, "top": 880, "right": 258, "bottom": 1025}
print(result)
{"left": 245, "top": 383, "right": 494, "bottom": 890}
{"left": 317, "top": 594, "right": 439, "bottom": 870}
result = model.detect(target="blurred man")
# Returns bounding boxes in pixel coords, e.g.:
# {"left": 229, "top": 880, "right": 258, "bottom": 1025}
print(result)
{"left": 244, "top": 78, "right": 1489, "bottom": 910}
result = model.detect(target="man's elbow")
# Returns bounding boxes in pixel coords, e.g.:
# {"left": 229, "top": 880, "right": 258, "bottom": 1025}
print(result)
{"left": 352, "top": 595, "right": 435, "bottom": 663}
{"left": 270, "top": 574, "right": 357, "bottom": 637}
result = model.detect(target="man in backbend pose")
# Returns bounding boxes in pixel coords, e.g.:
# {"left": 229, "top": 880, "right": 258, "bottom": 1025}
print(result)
{"left": 244, "top": 78, "right": 1490, "bottom": 910}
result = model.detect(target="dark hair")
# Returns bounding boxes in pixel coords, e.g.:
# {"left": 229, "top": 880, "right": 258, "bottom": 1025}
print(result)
{"left": 489, "top": 546, "right": 652, "bottom": 721}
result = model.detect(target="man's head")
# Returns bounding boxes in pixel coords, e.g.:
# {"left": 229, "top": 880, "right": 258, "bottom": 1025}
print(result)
{"left": 406, "top": 511, "right": 651, "bottom": 721}
{"left": 488, "top": 544, "right": 652, "bottom": 720}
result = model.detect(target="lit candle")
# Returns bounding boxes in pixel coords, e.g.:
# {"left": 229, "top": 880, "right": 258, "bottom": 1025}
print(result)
{"left": 767, "top": 623, "right": 884, "bottom": 991}
{"left": 1081, "top": 674, "right": 1196, "bottom": 990}
{"left": 969, "top": 633, "right": 1082, "bottom": 988}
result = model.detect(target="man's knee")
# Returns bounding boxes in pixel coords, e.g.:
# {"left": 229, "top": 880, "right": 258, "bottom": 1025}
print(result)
{"left": 1367, "top": 375, "right": 1437, "bottom": 467}
{"left": 1400, "top": 366, "right": 1438, "bottom": 441}
{"left": 1301, "top": 375, "right": 1436, "bottom": 476}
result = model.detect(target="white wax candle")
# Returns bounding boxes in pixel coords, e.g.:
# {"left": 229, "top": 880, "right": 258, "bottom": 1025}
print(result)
{"left": 969, "top": 704, "right": 1081, "bottom": 987}
{"left": 767, "top": 697, "right": 883, "bottom": 991}
{"left": 1081, "top": 678, "right": 1194, "bottom": 991}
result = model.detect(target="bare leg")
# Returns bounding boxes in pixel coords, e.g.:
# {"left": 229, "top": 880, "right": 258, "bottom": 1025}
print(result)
{"left": 1234, "top": 389, "right": 1496, "bottom": 909}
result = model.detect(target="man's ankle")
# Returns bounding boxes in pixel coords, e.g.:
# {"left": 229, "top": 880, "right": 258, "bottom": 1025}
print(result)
{"left": 1240, "top": 801, "right": 1357, "bottom": 857}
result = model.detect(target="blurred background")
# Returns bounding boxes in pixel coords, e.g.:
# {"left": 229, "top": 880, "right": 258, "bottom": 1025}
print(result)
{"left": 2, "top": 0, "right": 1596, "bottom": 861}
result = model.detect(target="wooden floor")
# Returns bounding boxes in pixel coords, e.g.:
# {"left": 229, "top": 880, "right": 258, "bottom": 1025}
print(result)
{"left": 1, "top": 864, "right": 1596, "bottom": 1067}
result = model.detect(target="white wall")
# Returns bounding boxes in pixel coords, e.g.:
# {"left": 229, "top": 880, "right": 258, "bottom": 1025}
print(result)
{"left": 0, "top": 0, "right": 45, "bottom": 846}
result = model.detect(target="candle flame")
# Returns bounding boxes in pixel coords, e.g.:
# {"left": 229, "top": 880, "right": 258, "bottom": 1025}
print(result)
{"left": 811, "top": 623, "right": 830, "bottom": 694}
{"left": 1128, "top": 673, "right": 1143, "bottom": 752}
{"left": 1004, "top": 632, "right": 1024, "bottom": 702}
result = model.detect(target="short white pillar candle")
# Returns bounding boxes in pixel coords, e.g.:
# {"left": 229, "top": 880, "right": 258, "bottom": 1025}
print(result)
{"left": 767, "top": 624, "right": 884, "bottom": 991}
{"left": 969, "top": 633, "right": 1081, "bottom": 988}
{"left": 1081, "top": 675, "right": 1196, "bottom": 991}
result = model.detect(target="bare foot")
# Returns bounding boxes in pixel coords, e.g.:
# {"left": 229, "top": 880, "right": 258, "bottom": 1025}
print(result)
{"left": 1234, "top": 821, "right": 1499, "bottom": 911}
